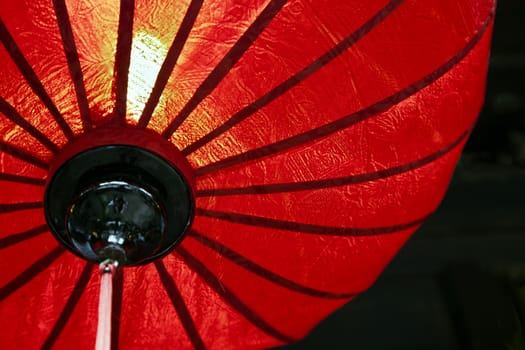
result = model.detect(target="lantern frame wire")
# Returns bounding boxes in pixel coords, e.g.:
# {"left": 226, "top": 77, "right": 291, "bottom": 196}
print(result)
{"left": 52, "top": 0, "right": 93, "bottom": 131}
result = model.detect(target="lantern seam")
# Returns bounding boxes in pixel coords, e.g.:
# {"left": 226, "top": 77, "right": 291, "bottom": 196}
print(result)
{"left": 194, "top": 10, "right": 494, "bottom": 177}
{"left": 196, "top": 127, "right": 471, "bottom": 196}
{"left": 195, "top": 208, "right": 429, "bottom": 236}
{"left": 155, "top": 260, "right": 206, "bottom": 350}
{"left": 182, "top": 0, "right": 404, "bottom": 156}
{"left": 53, "top": 0, "right": 93, "bottom": 131}
{"left": 176, "top": 246, "right": 297, "bottom": 343}
{"left": 160, "top": 0, "right": 288, "bottom": 139}
{"left": 41, "top": 262, "right": 94, "bottom": 350}
{"left": 189, "top": 229, "right": 357, "bottom": 299}
{"left": 137, "top": 0, "right": 204, "bottom": 129}
{"left": 0, "top": 20, "right": 74, "bottom": 140}
{"left": 0, "top": 246, "right": 65, "bottom": 302}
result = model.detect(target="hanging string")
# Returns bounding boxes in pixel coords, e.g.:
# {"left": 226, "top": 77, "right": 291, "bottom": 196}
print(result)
{"left": 96, "top": 260, "right": 118, "bottom": 350}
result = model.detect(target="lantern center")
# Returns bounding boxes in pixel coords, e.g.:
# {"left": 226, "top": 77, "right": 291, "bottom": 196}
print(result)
{"left": 44, "top": 127, "right": 195, "bottom": 266}
{"left": 65, "top": 180, "right": 167, "bottom": 264}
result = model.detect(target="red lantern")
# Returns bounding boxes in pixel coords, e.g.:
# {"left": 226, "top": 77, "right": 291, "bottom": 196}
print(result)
{"left": 0, "top": 0, "right": 495, "bottom": 349}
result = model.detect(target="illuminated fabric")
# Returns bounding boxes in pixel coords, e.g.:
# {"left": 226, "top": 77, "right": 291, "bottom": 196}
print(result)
{"left": 0, "top": 0, "right": 494, "bottom": 348}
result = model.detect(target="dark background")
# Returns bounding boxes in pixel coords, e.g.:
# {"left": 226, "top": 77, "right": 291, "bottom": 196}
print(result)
{"left": 279, "top": 1, "right": 525, "bottom": 349}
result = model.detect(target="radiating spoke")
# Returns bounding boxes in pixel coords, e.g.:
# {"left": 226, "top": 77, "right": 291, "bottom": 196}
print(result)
{"left": 197, "top": 128, "right": 471, "bottom": 197}
{"left": 0, "top": 201, "right": 43, "bottom": 214}
{"left": 0, "top": 141, "right": 49, "bottom": 170}
{"left": 0, "top": 172, "right": 45, "bottom": 186}
{"left": 0, "top": 225, "right": 48, "bottom": 250}
{"left": 194, "top": 11, "right": 494, "bottom": 177}
{"left": 41, "top": 263, "right": 94, "bottom": 350}
{"left": 155, "top": 261, "right": 205, "bottom": 350}
{"left": 189, "top": 230, "right": 355, "bottom": 299}
{"left": 0, "top": 19, "right": 74, "bottom": 140}
{"left": 0, "top": 246, "right": 65, "bottom": 302}
{"left": 183, "top": 0, "right": 404, "bottom": 155}
{"left": 161, "top": 0, "right": 287, "bottom": 139}
{"left": 137, "top": 0, "right": 204, "bottom": 128}
{"left": 113, "top": 0, "right": 135, "bottom": 124}
{"left": 176, "top": 246, "right": 296, "bottom": 343}
{"left": 196, "top": 208, "right": 429, "bottom": 236}
{"left": 53, "top": 0, "right": 92, "bottom": 131}
{"left": 0, "top": 97, "right": 59, "bottom": 153}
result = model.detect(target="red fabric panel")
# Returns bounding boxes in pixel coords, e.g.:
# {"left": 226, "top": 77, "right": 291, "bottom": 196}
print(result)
{"left": 182, "top": 238, "right": 351, "bottom": 339}
{"left": 118, "top": 263, "right": 196, "bottom": 349}
{"left": 0, "top": 209, "right": 46, "bottom": 238}
{"left": 179, "top": 0, "right": 492, "bottom": 163}
{"left": 160, "top": 253, "right": 287, "bottom": 349}
{"left": 0, "top": 180, "right": 44, "bottom": 203}
{"left": 192, "top": 216, "right": 417, "bottom": 293}
{"left": 0, "top": 233, "right": 57, "bottom": 285}
{"left": 196, "top": 144, "right": 463, "bottom": 228}
{"left": 0, "top": 252, "right": 90, "bottom": 349}
{"left": 125, "top": 0, "right": 192, "bottom": 121}
{"left": 170, "top": 0, "right": 391, "bottom": 146}
{"left": 0, "top": 152, "right": 47, "bottom": 178}
{"left": 64, "top": 0, "right": 120, "bottom": 124}
{"left": 48, "top": 258, "right": 99, "bottom": 350}
{"left": 144, "top": 0, "right": 272, "bottom": 131}
{"left": 0, "top": 43, "right": 68, "bottom": 153}
{"left": 0, "top": 115, "right": 54, "bottom": 161}
{"left": 194, "top": 19, "right": 493, "bottom": 183}
{"left": 0, "top": 0, "right": 495, "bottom": 349}
{"left": 0, "top": 0, "right": 84, "bottom": 136}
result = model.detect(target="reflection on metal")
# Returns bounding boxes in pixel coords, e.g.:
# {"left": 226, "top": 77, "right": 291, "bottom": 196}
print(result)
{"left": 66, "top": 180, "right": 166, "bottom": 265}
{"left": 44, "top": 141, "right": 194, "bottom": 266}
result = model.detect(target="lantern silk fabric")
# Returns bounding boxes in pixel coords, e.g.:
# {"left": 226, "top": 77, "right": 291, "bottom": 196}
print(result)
{"left": 0, "top": 0, "right": 494, "bottom": 349}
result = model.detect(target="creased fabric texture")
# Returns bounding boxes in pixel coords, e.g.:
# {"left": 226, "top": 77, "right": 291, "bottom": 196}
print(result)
{"left": 0, "top": 0, "right": 494, "bottom": 349}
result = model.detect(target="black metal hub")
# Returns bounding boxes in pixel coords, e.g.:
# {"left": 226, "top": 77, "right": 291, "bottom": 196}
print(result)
{"left": 45, "top": 143, "right": 194, "bottom": 266}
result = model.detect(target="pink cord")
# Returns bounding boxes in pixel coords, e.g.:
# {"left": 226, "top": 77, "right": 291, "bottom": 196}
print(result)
{"left": 96, "top": 261, "right": 116, "bottom": 350}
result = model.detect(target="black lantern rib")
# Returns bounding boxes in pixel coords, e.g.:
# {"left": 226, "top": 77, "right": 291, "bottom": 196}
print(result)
{"left": 52, "top": 0, "right": 92, "bottom": 131}
{"left": 0, "top": 202, "right": 43, "bottom": 214}
{"left": 183, "top": 0, "right": 404, "bottom": 155}
{"left": 194, "top": 11, "right": 494, "bottom": 177}
{"left": 0, "top": 246, "right": 65, "bottom": 302}
{"left": 0, "top": 19, "right": 74, "bottom": 140}
{"left": 189, "top": 230, "right": 356, "bottom": 299}
{"left": 155, "top": 261, "right": 206, "bottom": 350}
{"left": 41, "top": 263, "right": 94, "bottom": 350}
{"left": 0, "top": 225, "right": 48, "bottom": 250}
{"left": 197, "top": 128, "right": 471, "bottom": 197}
{"left": 0, "top": 97, "right": 59, "bottom": 153}
{"left": 176, "top": 246, "right": 296, "bottom": 343}
{"left": 0, "top": 172, "right": 45, "bottom": 186}
{"left": 160, "top": 0, "right": 287, "bottom": 139}
{"left": 113, "top": 0, "right": 135, "bottom": 124}
{"left": 0, "top": 141, "right": 49, "bottom": 170}
{"left": 137, "top": 0, "right": 204, "bottom": 128}
{"left": 195, "top": 208, "right": 429, "bottom": 236}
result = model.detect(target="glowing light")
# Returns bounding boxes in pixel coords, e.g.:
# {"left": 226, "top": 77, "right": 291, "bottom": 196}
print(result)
{"left": 127, "top": 32, "right": 168, "bottom": 122}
